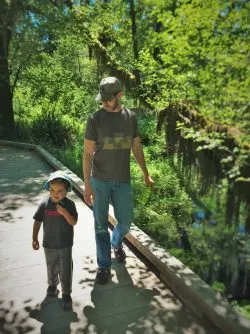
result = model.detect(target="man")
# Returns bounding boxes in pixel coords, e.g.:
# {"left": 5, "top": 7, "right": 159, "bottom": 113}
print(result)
{"left": 83, "top": 77, "right": 154, "bottom": 284}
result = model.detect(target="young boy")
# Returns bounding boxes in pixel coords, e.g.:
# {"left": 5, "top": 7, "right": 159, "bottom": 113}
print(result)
{"left": 32, "top": 170, "right": 78, "bottom": 310}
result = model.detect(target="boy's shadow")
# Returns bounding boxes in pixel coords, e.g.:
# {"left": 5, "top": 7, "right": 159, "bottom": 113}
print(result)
{"left": 83, "top": 264, "right": 159, "bottom": 333}
{"left": 30, "top": 296, "right": 79, "bottom": 334}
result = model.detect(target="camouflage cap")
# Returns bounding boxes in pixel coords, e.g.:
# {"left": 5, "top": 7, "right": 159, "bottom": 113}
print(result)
{"left": 95, "top": 77, "right": 121, "bottom": 102}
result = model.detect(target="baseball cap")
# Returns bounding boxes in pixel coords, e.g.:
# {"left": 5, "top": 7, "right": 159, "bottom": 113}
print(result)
{"left": 44, "top": 170, "right": 72, "bottom": 192}
{"left": 95, "top": 77, "right": 121, "bottom": 102}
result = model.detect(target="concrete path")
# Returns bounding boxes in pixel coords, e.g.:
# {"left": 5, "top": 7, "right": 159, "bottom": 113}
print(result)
{"left": 0, "top": 146, "right": 221, "bottom": 334}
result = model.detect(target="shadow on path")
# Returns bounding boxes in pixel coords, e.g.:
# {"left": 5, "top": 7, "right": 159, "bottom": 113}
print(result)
{"left": 0, "top": 299, "right": 35, "bottom": 334}
{"left": 30, "top": 297, "right": 79, "bottom": 334}
{"left": 82, "top": 265, "right": 159, "bottom": 333}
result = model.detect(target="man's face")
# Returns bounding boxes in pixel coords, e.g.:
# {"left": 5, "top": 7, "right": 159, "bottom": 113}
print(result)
{"left": 101, "top": 94, "right": 119, "bottom": 111}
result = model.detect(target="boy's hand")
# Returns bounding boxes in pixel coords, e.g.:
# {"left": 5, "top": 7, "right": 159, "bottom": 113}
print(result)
{"left": 56, "top": 203, "right": 77, "bottom": 226}
{"left": 56, "top": 204, "right": 67, "bottom": 216}
{"left": 32, "top": 239, "right": 39, "bottom": 250}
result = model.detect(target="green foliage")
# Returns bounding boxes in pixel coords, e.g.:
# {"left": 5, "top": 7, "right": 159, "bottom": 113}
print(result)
{"left": 176, "top": 122, "right": 247, "bottom": 181}
{"left": 47, "top": 139, "right": 83, "bottom": 177}
{"left": 72, "top": 1, "right": 134, "bottom": 79}
{"left": 131, "top": 147, "right": 192, "bottom": 248}
{"left": 14, "top": 37, "right": 98, "bottom": 121}
{"left": 13, "top": 29, "right": 99, "bottom": 145}
{"left": 211, "top": 281, "right": 226, "bottom": 294}
{"left": 231, "top": 300, "right": 250, "bottom": 320}
{"left": 15, "top": 112, "right": 82, "bottom": 147}
{"left": 136, "top": 110, "right": 165, "bottom": 155}
{"left": 138, "top": 0, "right": 250, "bottom": 136}
{"left": 170, "top": 247, "right": 198, "bottom": 269}
{"left": 187, "top": 223, "right": 243, "bottom": 283}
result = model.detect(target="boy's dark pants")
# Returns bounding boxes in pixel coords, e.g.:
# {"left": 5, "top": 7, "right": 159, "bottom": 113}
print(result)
{"left": 44, "top": 247, "right": 73, "bottom": 295}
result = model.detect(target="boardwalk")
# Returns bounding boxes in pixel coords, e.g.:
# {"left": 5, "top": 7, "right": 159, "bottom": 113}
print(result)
{"left": 0, "top": 145, "right": 221, "bottom": 334}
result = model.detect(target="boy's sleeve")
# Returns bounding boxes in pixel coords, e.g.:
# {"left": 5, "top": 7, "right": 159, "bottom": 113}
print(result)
{"left": 33, "top": 201, "right": 45, "bottom": 222}
{"left": 71, "top": 202, "right": 78, "bottom": 221}
{"left": 84, "top": 115, "right": 97, "bottom": 141}
{"left": 65, "top": 200, "right": 78, "bottom": 221}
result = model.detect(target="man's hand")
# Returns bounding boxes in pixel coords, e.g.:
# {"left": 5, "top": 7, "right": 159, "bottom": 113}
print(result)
{"left": 83, "top": 139, "right": 95, "bottom": 206}
{"left": 32, "top": 239, "right": 39, "bottom": 250}
{"left": 144, "top": 174, "right": 154, "bottom": 189}
{"left": 84, "top": 184, "right": 94, "bottom": 206}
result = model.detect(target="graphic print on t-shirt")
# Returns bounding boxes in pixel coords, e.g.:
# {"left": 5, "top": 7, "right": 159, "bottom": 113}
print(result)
{"left": 103, "top": 136, "right": 132, "bottom": 150}
{"left": 45, "top": 209, "right": 60, "bottom": 217}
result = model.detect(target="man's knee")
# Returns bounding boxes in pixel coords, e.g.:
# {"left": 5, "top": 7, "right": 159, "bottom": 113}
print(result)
{"left": 118, "top": 221, "right": 132, "bottom": 234}
{"left": 95, "top": 229, "right": 110, "bottom": 240}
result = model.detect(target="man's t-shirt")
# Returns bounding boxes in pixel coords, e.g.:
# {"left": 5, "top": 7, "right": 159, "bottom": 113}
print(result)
{"left": 84, "top": 107, "right": 138, "bottom": 182}
{"left": 33, "top": 197, "right": 78, "bottom": 249}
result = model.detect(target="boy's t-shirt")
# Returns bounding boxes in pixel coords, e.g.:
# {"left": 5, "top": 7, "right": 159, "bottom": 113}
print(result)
{"left": 84, "top": 107, "right": 138, "bottom": 182}
{"left": 33, "top": 197, "right": 78, "bottom": 249}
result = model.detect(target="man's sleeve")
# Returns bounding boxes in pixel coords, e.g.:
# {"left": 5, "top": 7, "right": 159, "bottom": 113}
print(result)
{"left": 33, "top": 201, "right": 45, "bottom": 222}
{"left": 84, "top": 116, "right": 97, "bottom": 141}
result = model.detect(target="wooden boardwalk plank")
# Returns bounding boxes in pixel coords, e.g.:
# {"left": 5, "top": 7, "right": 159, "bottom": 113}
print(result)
{"left": 0, "top": 146, "right": 220, "bottom": 334}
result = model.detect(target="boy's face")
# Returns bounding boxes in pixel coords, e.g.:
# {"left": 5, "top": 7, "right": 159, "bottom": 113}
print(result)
{"left": 49, "top": 183, "right": 67, "bottom": 203}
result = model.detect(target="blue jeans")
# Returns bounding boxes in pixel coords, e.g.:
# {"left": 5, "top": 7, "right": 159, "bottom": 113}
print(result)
{"left": 91, "top": 177, "right": 134, "bottom": 269}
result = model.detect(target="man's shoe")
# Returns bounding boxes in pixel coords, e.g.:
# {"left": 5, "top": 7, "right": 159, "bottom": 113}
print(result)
{"left": 46, "top": 285, "right": 59, "bottom": 297}
{"left": 95, "top": 268, "right": 110, "bottom": 284}
{"left": 62, "top": 294, "right": 72, "bottom": 310}
{"left": 114, "top": 246, "right": 126, "bottom": 262}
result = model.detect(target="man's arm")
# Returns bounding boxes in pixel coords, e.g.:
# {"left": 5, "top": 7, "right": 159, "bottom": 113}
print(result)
{"left": 83, "top": 139, "right": 95, "bottom": 205}
{"left": 131, "top": 136, "right": 154, "bottom": 187}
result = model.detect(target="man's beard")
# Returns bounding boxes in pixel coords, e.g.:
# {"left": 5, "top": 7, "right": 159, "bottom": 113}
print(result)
{"left": 111, "top": 97, "right": 119, "bottom": 111}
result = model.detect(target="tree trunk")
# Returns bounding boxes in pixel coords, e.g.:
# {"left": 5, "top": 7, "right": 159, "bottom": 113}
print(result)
{"left": 0, "top": 56, "right": 15, "bottom": 139}
{"left": 245, "top": 204, "right": 250, "bottom": 233}
{"left": 153, "top": 21, "right": 162, "bottom": 61}
{"left": 225, "top": 181, "right": 235, "bottom": 225}
{"left": 129, "top": 0, "right": 141, "bottom": 86}
{"left": 0, "top": 1, "right": 16, "bottom": 139}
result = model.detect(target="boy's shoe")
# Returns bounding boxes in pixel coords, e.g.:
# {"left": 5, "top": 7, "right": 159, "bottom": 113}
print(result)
{"left": 46, "top": 285, "right": 59, "bottom": 297}
{"left": 62, "top": 294, "right": 72, "bottom": 310}
{"left": 114, "top": 246, "right": 126, "bottom": 263}
{"left": 95, "top": 268, "right": 110, "bottom": 284}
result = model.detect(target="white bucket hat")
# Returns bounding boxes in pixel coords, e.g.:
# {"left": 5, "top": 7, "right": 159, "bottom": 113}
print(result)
{"left": 44, "top": 170, "right": 72, "bottom": 192}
